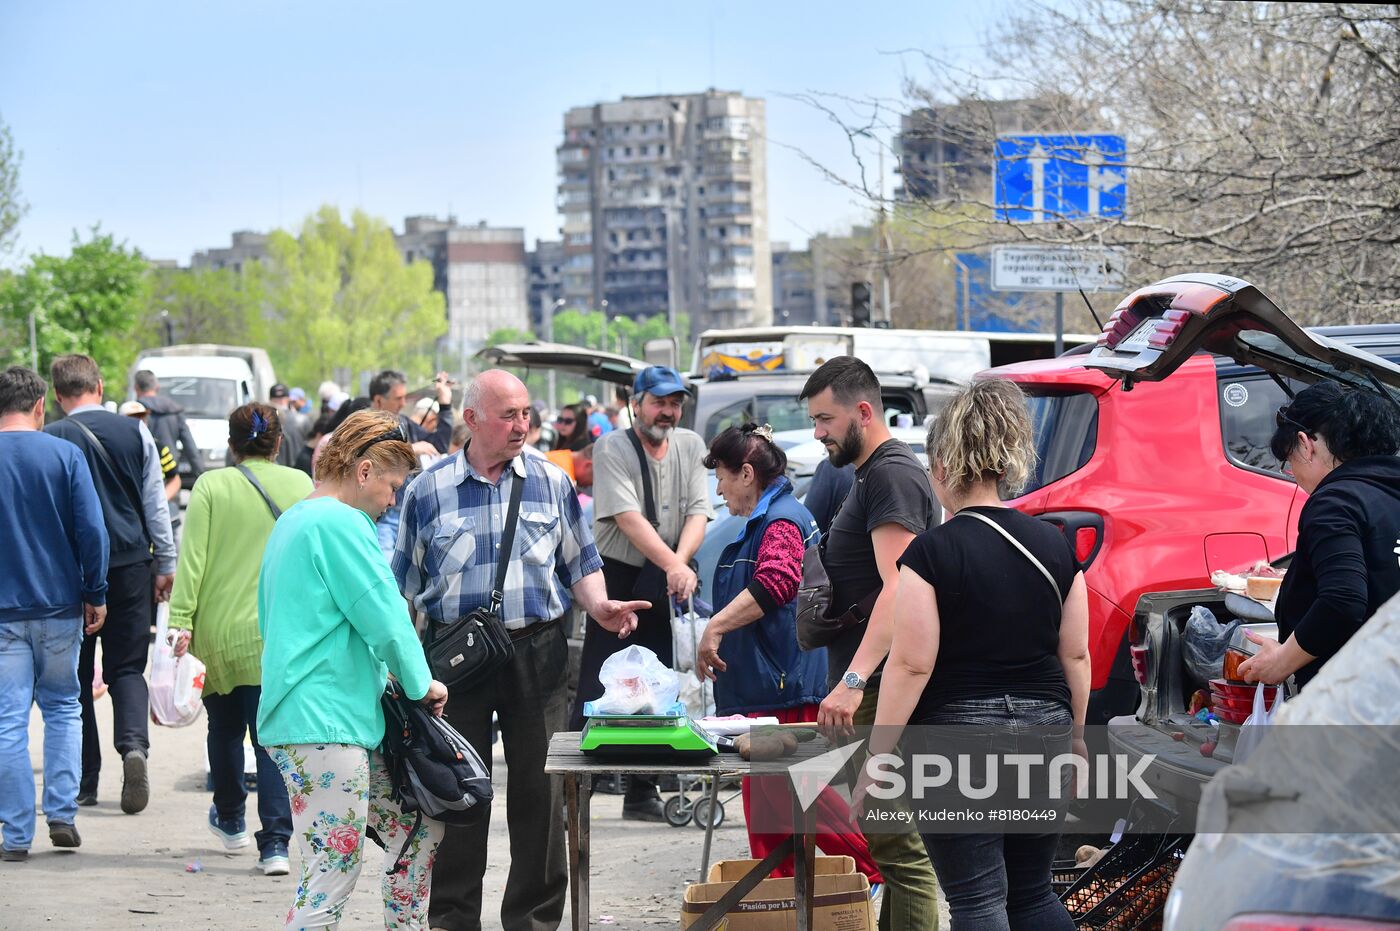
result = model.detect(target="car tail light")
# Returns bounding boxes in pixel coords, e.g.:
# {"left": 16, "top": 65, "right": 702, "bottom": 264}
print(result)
{"left": 1098, "top": 304, "right": 1145, "bottom": 348}
{"left": 1223, "top": 916, "right": 1400, "bottom": 931}
{"left": 1074, "top": 526, "right": 1098, "bottom": 564}
{"left": 1129, "top": 644, "right": 1150, "bottom": 684}
{"left": 1146, "top": 308, "right": 1193, "bottom": 349}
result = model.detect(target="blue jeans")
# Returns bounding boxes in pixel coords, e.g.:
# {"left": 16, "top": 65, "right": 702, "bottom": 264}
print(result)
{"left": 915, "top": 695, "right": 1075, "bottom": 931}
{"left": 0, "top": 617, "right": 83, "bottom": 851}
{"left": 376, "top": 504, "right": 401, "bottom": 560}
{"left": 204, "top": 685, "right": 292, "bottom": 855}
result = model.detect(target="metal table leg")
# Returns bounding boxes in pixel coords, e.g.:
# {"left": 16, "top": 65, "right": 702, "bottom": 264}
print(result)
{"left": 698, "top": 774, "right": 720, "bottom": 884}
{"left": 791, "top": 789, "right": 815, "bottom": 931}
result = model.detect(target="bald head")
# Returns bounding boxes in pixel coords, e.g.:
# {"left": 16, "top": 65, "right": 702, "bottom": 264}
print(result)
{"left": 462, "top": 369, "right": 532, "bottom": 467}
{"left": 464, "top": 369, "right": 527, "bottom": 415}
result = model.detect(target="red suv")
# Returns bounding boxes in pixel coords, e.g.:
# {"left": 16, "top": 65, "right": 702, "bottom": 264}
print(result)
{"left": 984, "top": 274, "right": 1400, "bottom": 726}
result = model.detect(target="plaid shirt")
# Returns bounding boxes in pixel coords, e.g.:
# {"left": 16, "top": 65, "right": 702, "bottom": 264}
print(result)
{"left": 393, "top": 449, "right": 602, "bottom": 630}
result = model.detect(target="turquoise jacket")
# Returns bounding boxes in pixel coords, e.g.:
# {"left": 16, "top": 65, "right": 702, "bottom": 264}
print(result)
{"left": 256, "top": 497, "right": 432, "bottom": 749}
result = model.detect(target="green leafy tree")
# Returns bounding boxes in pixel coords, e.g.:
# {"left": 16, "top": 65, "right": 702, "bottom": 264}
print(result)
{"left": 138, "top": 265, "right": 263, "bottom": 348}
{"left": 250, "top": 206, "right": 447, "bottom": 389}
{"left": 0, "top": 228, "right": 149, "bottom": 395}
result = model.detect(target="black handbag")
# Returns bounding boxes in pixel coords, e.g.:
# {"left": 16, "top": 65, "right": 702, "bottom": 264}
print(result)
{"left": 423, "top": 468, "right": 523, "bottom": 689}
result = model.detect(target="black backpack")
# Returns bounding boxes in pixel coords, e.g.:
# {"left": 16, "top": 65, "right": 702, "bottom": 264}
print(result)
{"left": 377, "top": 680, "right": 493, "bottom": 873}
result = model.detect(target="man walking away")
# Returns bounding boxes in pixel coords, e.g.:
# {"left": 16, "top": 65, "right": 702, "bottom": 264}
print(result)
{"left": 395, "top": 369, "right": 646, "bottom": 931}
{"left": 134, "top": 369, "right": 202, "bottom": 483}
{"left": 46, "top": 355, "right": 177, "bottom": 815}
{"left": 801, "top": 356, "right": 941, "bottom": 931}
{"left": 571, "top": 365, "right": 713, "bottom": 820}
{"left": 0, "top": 366, "right": 109, "bottom": 861}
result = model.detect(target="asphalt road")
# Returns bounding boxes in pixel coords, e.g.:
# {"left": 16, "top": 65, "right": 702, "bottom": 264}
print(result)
{"left": 1, "top": 686, "right": 755, "bottom": 929}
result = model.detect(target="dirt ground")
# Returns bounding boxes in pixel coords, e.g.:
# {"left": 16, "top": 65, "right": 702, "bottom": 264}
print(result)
{"left": 0, "top": 694, "right": 888, "bottom": 930}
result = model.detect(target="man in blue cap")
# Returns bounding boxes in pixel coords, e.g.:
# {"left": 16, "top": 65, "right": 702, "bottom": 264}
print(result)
{"left": 572, "top": 366, "right": 713, "bottom": 820}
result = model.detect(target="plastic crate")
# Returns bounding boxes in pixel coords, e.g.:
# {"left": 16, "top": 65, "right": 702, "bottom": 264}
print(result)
{"left": 1078, "top": 835, "right": 1189, "bottom": 930}
{"left": 1051, "top": 857, "right": 1094, "bottom": 897}
{"left": 1059, "top": 834, "right": 1186, "bottom": 921}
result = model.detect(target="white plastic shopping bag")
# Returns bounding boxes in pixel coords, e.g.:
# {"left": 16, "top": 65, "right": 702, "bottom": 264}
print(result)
{"left": 1233, "top": 680, "right": 1281, "bottom": 763}
{"left": 670, "top": 598, "right": 716, "bottom": 718}
{"left": 149, "top": 603, "right": 206, "bottom": 728}
{"left": 594, "top": 645, "right": 679, "bottom": 715}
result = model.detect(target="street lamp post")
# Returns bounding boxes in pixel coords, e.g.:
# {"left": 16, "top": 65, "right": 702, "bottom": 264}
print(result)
{"left": 160, "top": 310, "right": 174, "bottom": 347}
{"left": 598, "top": 299, "right": 610, "bottom": 353}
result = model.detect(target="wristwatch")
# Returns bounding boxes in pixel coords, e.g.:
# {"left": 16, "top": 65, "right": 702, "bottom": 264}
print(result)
{"left": 842, "top": 670, "right": 867, "bottom": 690}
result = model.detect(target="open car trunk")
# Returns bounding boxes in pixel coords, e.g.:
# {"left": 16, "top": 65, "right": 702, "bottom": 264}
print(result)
{"left": 1084, "top": 273, "right": 1400, "bottom": 401}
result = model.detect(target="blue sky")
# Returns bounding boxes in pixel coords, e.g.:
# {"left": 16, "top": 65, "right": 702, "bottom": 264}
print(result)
{"left": 1, "top": 1, "right": 1013, "bottom": 265}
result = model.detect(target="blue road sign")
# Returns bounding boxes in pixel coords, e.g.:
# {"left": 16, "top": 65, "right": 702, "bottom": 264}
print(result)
{"left": 953, "top": 252, "right": 1038, "bottom": 332}
{"left": 995, "top": 135, "right": 1126, "bottom": 223}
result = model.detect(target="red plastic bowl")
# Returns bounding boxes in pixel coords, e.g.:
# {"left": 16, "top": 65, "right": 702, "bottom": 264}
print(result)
{"left": 1210, "top": 691, "right": 1279, "bottom": 713}
{"left": 1209, "top": 678, "right": 1276, "bottom": 699}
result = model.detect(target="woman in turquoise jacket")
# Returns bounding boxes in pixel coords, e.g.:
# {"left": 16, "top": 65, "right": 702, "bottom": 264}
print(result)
{"left": 257, "top": 410, "right": 447, "bottom": 931}
{"left": 695, "top": 423, "right": 881, "bottom": 888}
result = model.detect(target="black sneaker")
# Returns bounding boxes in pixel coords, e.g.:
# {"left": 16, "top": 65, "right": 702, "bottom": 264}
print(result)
{"left": 49, "top": 822, "right": 81, "bottom": 848}
{"left": 76, "top": 789, "right": 98, "bottom": 807}
{"left": 121, "top": 751, "right": 150, "bottom": 815}
{"left": 621, "top": 796, "right": 667, "bottom": 822}
{"left": 0, "top": 848, "right": 27, "bottom": 862}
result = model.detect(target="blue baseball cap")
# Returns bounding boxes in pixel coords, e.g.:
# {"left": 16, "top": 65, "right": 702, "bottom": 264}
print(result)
{"left": 633, "top": 365, "right": 687, "bottom": 398}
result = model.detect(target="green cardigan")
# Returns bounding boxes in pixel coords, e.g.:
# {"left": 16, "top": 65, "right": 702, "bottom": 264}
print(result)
{"left": 255, "top": 497, "right": 432, "bottom": 749}
{"left": 167, "top": 460, "right": 313, "bottom": 696}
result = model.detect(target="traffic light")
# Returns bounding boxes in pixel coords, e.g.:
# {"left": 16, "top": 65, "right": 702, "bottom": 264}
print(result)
{"left": 851, "top": 281, "right": 873, "bottom": 328}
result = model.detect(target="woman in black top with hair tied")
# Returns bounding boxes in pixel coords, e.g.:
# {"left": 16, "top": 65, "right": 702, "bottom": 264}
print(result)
{"left": 857, "top": 378, "right": 1090, "bottom": 931}
{"left": 1239, "top": 380, "right": 1400, "bottom": 689}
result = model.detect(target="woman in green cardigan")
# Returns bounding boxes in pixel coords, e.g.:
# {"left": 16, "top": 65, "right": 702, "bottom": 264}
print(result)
{"left": 257, "top": 409, "right": 447, "bottom": 930}
{"left": 168, "top": 402, "right": 312, "bottom": 876}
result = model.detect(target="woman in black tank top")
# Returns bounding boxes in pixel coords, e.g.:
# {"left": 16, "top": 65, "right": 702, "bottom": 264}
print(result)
{"left": 856, "top": 379, "right": 1091, "bottom": 931}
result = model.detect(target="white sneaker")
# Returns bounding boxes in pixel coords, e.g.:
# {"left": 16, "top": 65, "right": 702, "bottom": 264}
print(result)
{"left": 259, "top": 853, "right": 290, "bottom": 876}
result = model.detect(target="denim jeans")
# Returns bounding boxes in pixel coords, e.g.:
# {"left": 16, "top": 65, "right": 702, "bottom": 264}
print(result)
{"left": 204, "top": 685, "right": 292, "bottom": 855}
{"left": 0, "top": 617, "right": 83, "bottom": 851}
{"left": 915, "top": 695, "right": 1075, "bottom": 931}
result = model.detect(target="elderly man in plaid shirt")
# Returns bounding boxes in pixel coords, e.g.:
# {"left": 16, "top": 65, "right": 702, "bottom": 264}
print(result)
{"left": 394, "top": 369, "right": 646, "bottom": 931}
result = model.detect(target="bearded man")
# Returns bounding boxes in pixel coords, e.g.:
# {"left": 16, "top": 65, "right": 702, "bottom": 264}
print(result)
{"left": 569, "top": 366, "right": 713, "bottom": 820}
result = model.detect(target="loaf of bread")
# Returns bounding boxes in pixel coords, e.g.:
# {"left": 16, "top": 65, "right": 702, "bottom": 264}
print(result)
{"left": 1246, "top": 576, "right": 1283, "bottom": 601}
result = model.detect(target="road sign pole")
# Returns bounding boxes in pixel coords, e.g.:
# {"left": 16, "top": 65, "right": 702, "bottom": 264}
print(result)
{"left": 1054, "top": 292, "right": 1064, "bottom": 357}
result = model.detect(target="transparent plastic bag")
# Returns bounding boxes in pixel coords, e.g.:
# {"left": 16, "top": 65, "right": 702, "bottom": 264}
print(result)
{"left": 1183, "top": 605, "right": 1240, "bottom": 682}
{"left": 594, "top": 644, "right": 679, "bottom": 715}
{"left": 149, "top": 604, "right": 206, "bottom": 728}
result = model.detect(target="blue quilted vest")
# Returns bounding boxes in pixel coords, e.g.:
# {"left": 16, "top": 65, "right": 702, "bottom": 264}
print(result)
{"left": 711, "top": 477, "right": 828, "bottom": 715}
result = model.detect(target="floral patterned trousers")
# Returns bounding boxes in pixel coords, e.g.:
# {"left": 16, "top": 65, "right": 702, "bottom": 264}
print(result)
{"left": 268, "top": 744, "right": 444, "bottom": 930}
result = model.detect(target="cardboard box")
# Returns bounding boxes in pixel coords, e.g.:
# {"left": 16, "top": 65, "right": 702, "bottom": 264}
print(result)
{"left": 680, "top": 856, "right": 874, "bottom": 930}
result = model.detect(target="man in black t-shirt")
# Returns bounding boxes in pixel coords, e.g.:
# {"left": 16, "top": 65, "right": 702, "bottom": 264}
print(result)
{"left": 800, "top": 356, "right": 940, "bottom": 930}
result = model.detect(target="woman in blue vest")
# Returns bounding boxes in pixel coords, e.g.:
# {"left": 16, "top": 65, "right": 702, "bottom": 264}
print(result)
{"left": 696, "top": 423, "right": 882, "bottom": 887}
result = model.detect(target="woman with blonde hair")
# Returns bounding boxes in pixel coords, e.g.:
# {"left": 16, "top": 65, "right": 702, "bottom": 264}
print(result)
{"left": 257, "top": 409, "right": 448, "bottom": 930}
{"left": 168, "top": 403, "right": 313, "bottom": 876}
{"left": 858, "top": 378, "right": 1090, "bottom": 931}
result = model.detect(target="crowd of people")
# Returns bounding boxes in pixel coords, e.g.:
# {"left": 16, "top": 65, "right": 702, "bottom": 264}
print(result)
{"left": 4, "top": 346, "right": 1399, "bottom": 931}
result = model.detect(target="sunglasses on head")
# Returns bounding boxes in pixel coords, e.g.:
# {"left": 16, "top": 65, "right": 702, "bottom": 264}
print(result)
{"left": 1275, "top": 405, "right": 1311, "bottom": 434}
{"left": 353, "top": 421, "right": 409, "bottom": 459}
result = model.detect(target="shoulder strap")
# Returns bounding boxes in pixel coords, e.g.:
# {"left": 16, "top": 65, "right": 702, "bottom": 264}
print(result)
{"left": 65, "top": 415, "right": 151, "bottom": 543}
{"left": 959, "top": 510, "right": 1063, "bottom": 604}
{"left": 490, "top": 459, "right": 526, "bottom": 614}
{"left": 234, "top": 464, "right": 282, "bottom": 520}
{"left": 624, "top": 427, "right": 658, "bottom": 526}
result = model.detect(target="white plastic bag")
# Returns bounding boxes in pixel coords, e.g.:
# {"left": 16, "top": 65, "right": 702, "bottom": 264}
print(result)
{"left": 1233, "top": 680, "right": 1281, "bottom": 763}
{"left": 594, "top": 645, "right": 679, "bottom": 715}
{"left": 149, "top": 604, "right": 206, "bottom": 728}
{"left": 670, "top": 599, "right": 709, "bottom": 675}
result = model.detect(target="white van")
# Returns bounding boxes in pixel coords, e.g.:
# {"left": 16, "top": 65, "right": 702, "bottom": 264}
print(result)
{"left": 129, "top": 353, "right": 257, "bottom": 473}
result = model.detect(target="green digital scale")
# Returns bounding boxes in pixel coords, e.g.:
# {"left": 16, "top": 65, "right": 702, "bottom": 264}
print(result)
{"left": 578, "top": 701, "right": 719, "bottom": 760}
